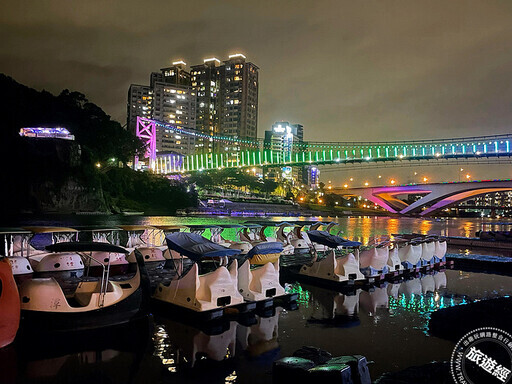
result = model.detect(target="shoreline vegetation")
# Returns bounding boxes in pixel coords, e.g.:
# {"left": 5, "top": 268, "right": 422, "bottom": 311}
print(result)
{"left": 0, "top": 74, "right": 197, "bottom": 215}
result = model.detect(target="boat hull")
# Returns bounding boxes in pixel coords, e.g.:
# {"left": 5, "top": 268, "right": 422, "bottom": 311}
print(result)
{"left": 0, "top": 258, "right": 20, "bottom": 348}
{"left": 19, "top": 249, "right": 150, "bottom": 334}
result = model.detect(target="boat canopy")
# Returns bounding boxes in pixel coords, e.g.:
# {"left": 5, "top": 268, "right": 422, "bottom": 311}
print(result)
{"left": 246, "top": 242, "right": 283, "bottom": 259}
{"left": 45, "top": 242, "right": 129, "bottom": 254}
{"left": 306, "top": 230, "right": 362, "bottom": 248}
{"left": 70, "top": 226, "right": 121, "bottom": 232}
{"left": 23, "top": 226, "right": 78, "bottom": 233}
{"left": 185, "top": 224, "right": 221, "bottom": 229}
{"left": 165, "top": 232, "right": 241, "bottom": 262}
{"left": 117, "top": 225, "right": 152, "bottom": 231}
{"left": 0, "top": 228, "right": 32, "bottom": 235}
{"left": 151, "top": 225, "right": 183, "bottom": 231}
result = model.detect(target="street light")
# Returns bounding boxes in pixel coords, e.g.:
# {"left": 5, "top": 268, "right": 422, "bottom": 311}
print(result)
{"left": 423, "top": 177, "right": 428, "bottom": 183}
{"left": 390, "top": 179, "right": 396, "bottom": 185}
{"left": 466, "top": 174, "right": 471, "bottom": 180}
{"left": 364, "top": 182, "right": 369, "bottom": 187}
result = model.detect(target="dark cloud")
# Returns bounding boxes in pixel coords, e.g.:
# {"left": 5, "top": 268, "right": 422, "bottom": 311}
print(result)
{"left": 1, "top": 0, "right": 512, "bottom": 182}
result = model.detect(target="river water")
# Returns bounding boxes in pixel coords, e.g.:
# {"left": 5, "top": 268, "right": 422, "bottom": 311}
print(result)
{"left": 3, "top": 215, "right": 512, "bottom": 383}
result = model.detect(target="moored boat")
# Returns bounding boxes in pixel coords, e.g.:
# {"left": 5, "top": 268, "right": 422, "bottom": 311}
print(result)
{"left": 18, "top": 242, "right": 150, "bottom": 333}
{"left": 152, "top": 232, "right": 249, "bottom": 320}
{"left": 0, "top": 255, "right": 20, "bottom": 348}
{"left": 299, "top": 230, "right": 365, "bottom": 285}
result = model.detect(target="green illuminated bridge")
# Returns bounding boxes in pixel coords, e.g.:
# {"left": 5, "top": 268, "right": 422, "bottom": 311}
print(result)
{"left": 135, "top": 118, "right": 512, "bottom": 174}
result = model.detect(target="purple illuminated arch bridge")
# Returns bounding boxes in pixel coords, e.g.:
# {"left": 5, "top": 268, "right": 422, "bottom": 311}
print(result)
{"left": 135, "top": 117, "right": 512, "bottom": 173}
{"left": 333, "top": 180, "right": 512, "bottom": 216}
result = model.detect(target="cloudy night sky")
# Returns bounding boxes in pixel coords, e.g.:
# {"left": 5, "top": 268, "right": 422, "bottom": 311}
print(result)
{"left": 2, "top": 0, "right": 512, "bottom": 183}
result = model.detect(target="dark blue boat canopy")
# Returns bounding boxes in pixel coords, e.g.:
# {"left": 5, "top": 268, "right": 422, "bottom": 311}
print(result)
{"left": 166, "top": 232, "right": 241, "bottom": 262}
{"left": 307, "top": 230, "right": 362, "bottom": 248}
{"left": 45, "top": 242, "right": 129, "bottom": 254}
{"left": 247, "top": 241, "right": 284, "bottom": 259}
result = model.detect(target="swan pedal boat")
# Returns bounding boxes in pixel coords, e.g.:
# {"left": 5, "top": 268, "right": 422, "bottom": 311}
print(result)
{"left": 299, "top": 230, "right": 367, "bottom": 286}
{"left": 152, "top": 232, "right": 256, "bottom": 321}
{"left": 18, "top": 241, "right": 150, "bottom": 334}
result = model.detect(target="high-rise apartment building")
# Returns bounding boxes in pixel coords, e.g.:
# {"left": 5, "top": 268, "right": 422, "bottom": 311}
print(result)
{"left": 219, "top": 54, "right": 259, "bottom": 151}
{"left": 127, "top": 54, "right": 258, "bottom": 157}
{"left": 151, "top": 81, "right": 196, "bottom": 155}
{"left": 127, "top": 84, "right": 152, "bottom": 134}
{"left": 191, "top": 58, "right": 221, "bottom": 153}
{"left": 128, "top": 61, "right": 196, "bottom": 155}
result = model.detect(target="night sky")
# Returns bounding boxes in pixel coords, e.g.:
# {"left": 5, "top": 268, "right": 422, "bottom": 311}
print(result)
{"left": 2, "top": 1, "right": 512, "bottom": 183}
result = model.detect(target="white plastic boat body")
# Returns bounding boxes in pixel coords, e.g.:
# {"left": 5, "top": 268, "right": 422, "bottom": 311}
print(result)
{"left": 420, "top": 241, "right": 436, "bottom": 265}
{"left": 387, "top": 246, "right": 404, "bottom": 273}
{"left": 238, "top": 260, "right": 285, "bottom": 302}
{"left": 86, "top": 252, "right": 128, "bottom": 266}
{"left": 434, "top": 240, "right": 447, "bottom": 262}
{"left": 397, "top": 244, "right": 422, "bottom": 269}
{"left": 299, "top": 250, "right": 365, "bottom": 283}
{"left": 8, "top": 256, "right": 34, "bottom": 275}
{"left": 153, "top": 260, "right": 244, "bottom": 312}
{"left": 359, "top": 246, "right": 390, "bottom": 276}
{"left": 126, "top": 247, "right": 166, "bottom": 264}
{"left": 29, "top": 252, "right": 84, "bottom": 272}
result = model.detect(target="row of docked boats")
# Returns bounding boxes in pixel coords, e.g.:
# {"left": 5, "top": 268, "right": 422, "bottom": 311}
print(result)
{"left": 0, "top": 222, "right": 449, "bottom": 349}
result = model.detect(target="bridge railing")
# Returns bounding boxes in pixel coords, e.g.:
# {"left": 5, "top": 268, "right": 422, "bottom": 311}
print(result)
{"left": 136, "top": 118, "right": 512, "bottom": 174}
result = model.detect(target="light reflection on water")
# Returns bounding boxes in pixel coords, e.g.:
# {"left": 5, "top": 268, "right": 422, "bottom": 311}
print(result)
{"left": 4, "top": 215, "right": 512, "bottom": 382}
{"left": 6, "top": 268, "right": 512, "bottom": 383}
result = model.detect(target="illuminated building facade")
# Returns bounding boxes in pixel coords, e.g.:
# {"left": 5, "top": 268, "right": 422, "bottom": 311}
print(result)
{"left": 219, "top": 54, "right": 259, "bottom": 151}
{"left": 263, "top": 122, "right": 305, "bottom": 185}
{"left": 128, "top": 61, "right": 196, "bottom": 155}
{"left": 152, "top": 81, "right": 196, "bottom": 155}
{"left": 191, "top": 58, "right": 221, "bottom": 154}
{"left": 128, "top": 54, "right": 258, "bottom": 157}
{"left": 127, "top": 84, "right": 152, "bottom": 135}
